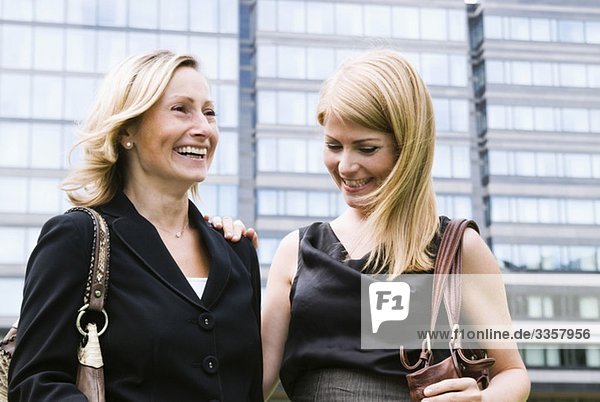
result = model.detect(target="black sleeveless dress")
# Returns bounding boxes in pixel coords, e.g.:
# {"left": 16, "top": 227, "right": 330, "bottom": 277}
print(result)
{"left": 279, "top": 217, "right": 451, "bottom": 401}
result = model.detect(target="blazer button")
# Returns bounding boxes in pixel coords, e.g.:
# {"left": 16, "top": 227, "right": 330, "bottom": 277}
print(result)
{"left": 198, "top": 312, "right": 215, "bottom": 330}
{"left": 203, "top": 356, "right": 219, "bottom": 374}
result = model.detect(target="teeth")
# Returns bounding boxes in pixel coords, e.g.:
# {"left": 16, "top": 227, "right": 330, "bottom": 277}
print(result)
{"left": 174, "top": 146, "right": 207, "bottom": 157}
{"left": 344, "top": 178, "right": 370, "bottom": 188}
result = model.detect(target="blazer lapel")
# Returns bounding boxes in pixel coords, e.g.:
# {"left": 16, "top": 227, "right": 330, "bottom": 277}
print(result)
{"left": 187, "top": 202, "right": 232, "bottom": 309}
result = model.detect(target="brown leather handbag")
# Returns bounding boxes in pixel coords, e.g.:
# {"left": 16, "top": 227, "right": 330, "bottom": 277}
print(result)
{"left": 399, "top": 219, "right": 495, "bottom": 402}
{"left": 0, "top": 207, "right": 110, "bottom": 402}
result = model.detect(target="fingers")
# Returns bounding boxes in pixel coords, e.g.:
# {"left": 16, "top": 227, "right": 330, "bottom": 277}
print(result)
{"left": 245, "top": 227, "right": 259, "bottom": 249}
{"left": 422, "top": 378, "right": 481, "bottom": 401}
{"left": 208, "top": 216, "right": 258, "bottom": 246}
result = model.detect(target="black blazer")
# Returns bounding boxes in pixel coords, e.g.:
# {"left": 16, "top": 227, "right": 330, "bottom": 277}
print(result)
{"left": 9, "top": 191, "right": 263, "bottom": 402}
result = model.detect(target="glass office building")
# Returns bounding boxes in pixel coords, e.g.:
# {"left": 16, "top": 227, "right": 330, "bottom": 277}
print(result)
{"left": 1, "top": 0, "right": 598, "bottom": 399}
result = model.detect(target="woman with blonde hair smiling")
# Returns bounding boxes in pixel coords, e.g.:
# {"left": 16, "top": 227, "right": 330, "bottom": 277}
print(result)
{"left": 261, "top": 49, "right": 530, "bottom": 401}
{"left": 9, "top": 50, "right": 262, "bottom": 401}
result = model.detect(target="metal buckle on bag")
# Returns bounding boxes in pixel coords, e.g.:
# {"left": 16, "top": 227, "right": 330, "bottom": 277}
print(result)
{"left": 76, "top": 304, "right": 109, "bottom": 336}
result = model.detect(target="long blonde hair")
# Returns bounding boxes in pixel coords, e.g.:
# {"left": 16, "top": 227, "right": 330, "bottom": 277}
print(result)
{"left": 317, "top": 49, "right": 439, "bottom": 275}
{"left": 62, "top": 50, "right": 198, "bottom": 206}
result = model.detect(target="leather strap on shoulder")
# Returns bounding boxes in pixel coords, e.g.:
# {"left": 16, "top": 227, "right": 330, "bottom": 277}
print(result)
{"left": 66, "top": 207, "right": 111, "bottom": 313}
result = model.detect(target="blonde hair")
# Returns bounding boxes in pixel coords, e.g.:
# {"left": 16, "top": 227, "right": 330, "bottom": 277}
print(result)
{"left": 62, "top": 50, "right": 199, "bottom": 206}
{"left": 317, "top": 49, "right": 439, "bottom": 275}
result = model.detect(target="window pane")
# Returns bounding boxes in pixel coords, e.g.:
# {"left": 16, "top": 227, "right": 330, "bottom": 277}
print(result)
{"left": 219, "top": 0, "right": 238, "bottom": 34}
{"left": 0, "top": 73, "right": 31, "bottom": 118}
{"left": 257, "top": 45, "right": 276, "bottom": 78}
{"left": 3, "top": 0, "right": 34, "bottom": 20}
{"left": 31, "top": 124, "right": 63, "bottom": 169}
{"left": 569, "top": 247, "right": 596, "bottom": 271}
{"left": 212, "top": 131, "right": 237, "bottom": 175}
{"left": 29, "top": 178, "right": 61, "bottom": 213}
{"left": 336, "top": 4, "right": 362, "bottom": 36}
{"left": 484, "top": 16, "right": 503, "bottom": 39}
{"left": 530, "top": 18, "right": 551, "bottom": 41}
{"left": 513, "top": 107, "right": 534, "bottom": 130}
{"left": 0, "top": 228, "right": 27, "bottom": 264}
{"left": 35, "top": 0, "right": 65, "bottom": 22}
{"left": 512, "top": 61, "right": 532, "bottom": 85}
{"left": 278, "top": 139, "right": 306, "bottom": 172}
{"left": 393, "top": 7, "right": 419, "bottom": 39}
{"left": 560, "top": 63, "right": 587, "bottom": 87}
{"left": 257, "top": 138, "right": 277, "bottom": 171}
{"left": 450, "top": 100, "right": 469, "bottom": 132}
{"left": 257, "top": 0, "right": 276, "bottom": 31}
{"left": 158, "top": 34, "right": 190, "bottom": 55}
{"left": 190, "top": 37, "right": 218, "bottom": 80}
{"left": 432, "top": 144, "right": 451, "bottom": 178}
{"left": 307, "top": 139, "right": 325, "bottom": 174}
{"left": 219, "top": 38, "right": 238, "bottom": 80}
{"left": 257, "top": 91, "right": 276, "bottom": 124}
{"left": 364, "top": 5, "right": 391, "bottom": 37}
{"left": 580, "top": 297, "right": 599, "bottom": 319}
{"left": 218, "top": 185, "right": 238, "bottom": 217}
{"left": 308, "top": 192, "right": 330, "bottom": 217}
{"left": 96, "top": 31, "right": 127, "bottom": 72}
{"left": 585, "top": 21, "right": 600, "bottom": 44}
{"left": 452, "top": 146, "right": 470, "bottom": 178}
{"left": 190, "top": 0, "right": 218, "bottom": 32}
{"left": 450, "top": 55, "right": 467, "bottom": 87}
{"left": 538, "top": 199, "right": 560, "bottom": 223}
{"left": 532, "top": 62, "right": 553, "bottom": 86}
{"left": 128, "top": 32, "right": 158, "bottom": 55}
{"left": 489, "top": 151, "right": 509, "bottom": 175}
{"left": 562, "top": 109, "right": 589, "bottom": 132}
{"left": 257, "top": 190, "right": 278, "bottom": 215}
{"left": 64, "top": 77, "right": 96, "bottom": 120}
{"left": 0, "top": 178, "right": 27, "bottom": 213}
{"left": 432, "top": 98, "right": 450, "bottom": 131}
{"left": 216, "top": 85, "right": 238, "bottom": 127}
{"left": 565, "top": 200, "right": 593, "bottom": 224}
{"left": 564, "top": 154, "right": 591, "bottom": 178}
{"left": 514, "top": 152, "right": 536, "bottom": 176}
{"left": 448, "top": 10, "right": 466, "bottom": 41}
{"left": 536, "top": 153, "right": 558, "bottom": 177}
{"left": 307, "top": 48, "right": 334, "bottom": 80}
{"left": 517, "top": 198, "right": 538, "bottom": 223}
{"left": 67, "top": 0, "right": 97, "bottom": 25}
{"left": 32, "top": 75, "right": 63, "bottom": 119}
{"left": 278, "top": 46, "right": 305, "bottom": 79}
{"left": 278, "top": 92, "right": 305, "bottom": 125}
{"left": 559, "top": 20, "right": 584, "bottom": 42}
{"left": 421, "top": 54, "right": 448, "bottom": 86}
{"left": 66, "top": 28, "right": 96, "bottom": 72}
{"left": 486, "top": 60, "right": 504, "bottom": 83}
{"left": 534, "top": 107, "right": 555, "bottom": 131}
{"left": 306, "top": 2, "right": 334, "bottom": 34}
{"left": 1, "top": 25, "right": 32, "bottom": 68}
{"left": 491, "top": 197, "right": 510, "bottom": 222}
{"left": 159, "top": 0, "right": 187, "bottom": 30}
{"left": 0, "top": 122, "right": 29, "bottom": 167}
{"left": 34, "top": 27, "right": 64, "bottom": 70}
{"left": 487, "top": 105, "right": 506, "bottom": 129}
{"left": 510, "top": 17, "right": 530, "bottom": 40}
{"left": 285, "top": 191, "right": 307, "bottom": 216}
{"left": 278, "top": 1, "right": 305, "bottom": 33}
{"left": 421, "top": 8, "right": 447, "bottom": 40}
{"left": 97, "top": 0, "right": 127, "bottom": 26}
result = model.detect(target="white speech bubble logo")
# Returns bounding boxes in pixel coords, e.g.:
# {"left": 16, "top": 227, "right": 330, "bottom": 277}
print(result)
{"left": 369, "top": 281, "right": 411, "bottom": 333}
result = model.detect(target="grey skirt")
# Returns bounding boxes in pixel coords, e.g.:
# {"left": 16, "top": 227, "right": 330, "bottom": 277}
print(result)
{"left": 290, "top": 368, "right": 411, "bottom": 402}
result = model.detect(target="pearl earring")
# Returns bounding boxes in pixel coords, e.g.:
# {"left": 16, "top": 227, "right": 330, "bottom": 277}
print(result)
{"left": 125, "top": 141, "right": 133, "bottom": 149}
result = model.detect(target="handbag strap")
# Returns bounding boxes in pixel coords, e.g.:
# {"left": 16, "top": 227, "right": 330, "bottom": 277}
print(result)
{"left": 67, "top": 207, "right": 111, "bottom": 314}
{"left": 429, "top": 219, "right": 479, "bottom": 334}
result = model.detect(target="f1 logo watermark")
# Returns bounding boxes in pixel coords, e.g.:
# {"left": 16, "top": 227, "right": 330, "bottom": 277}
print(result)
{"left": 368, "top": 281, "right": 411, "bottom": 333}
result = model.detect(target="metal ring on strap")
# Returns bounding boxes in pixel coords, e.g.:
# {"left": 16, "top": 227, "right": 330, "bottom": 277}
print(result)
{"left": 76, "top": 304, "right": 109, "bottom": 336}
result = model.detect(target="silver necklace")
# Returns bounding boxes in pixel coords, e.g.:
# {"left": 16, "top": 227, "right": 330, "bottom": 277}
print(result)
{"left": 154, "top": 219, "right": 189, "bottom": 238}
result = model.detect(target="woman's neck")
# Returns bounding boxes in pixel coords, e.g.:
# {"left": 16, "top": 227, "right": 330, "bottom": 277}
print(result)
{"left": 123, "top": 184, "right": 189, "bottom": 230}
